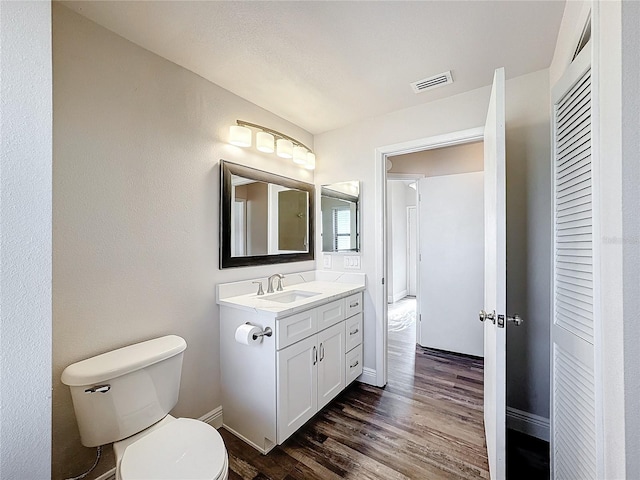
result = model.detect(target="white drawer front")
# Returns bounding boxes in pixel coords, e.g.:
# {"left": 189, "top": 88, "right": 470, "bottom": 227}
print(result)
{"left": 345, "top": 293, "right": 362, "bottom": 318}
{"left": 277, "top": 310, "right": 317, "bottom": 350}
{"left": 345, "top": 312, "right": 363, "bottom": 352}
{"left": 316, "top": 299, "right": 345, "bottom": 332}
{"left": 346, "top": 344, "right": 363, "bottom": 385}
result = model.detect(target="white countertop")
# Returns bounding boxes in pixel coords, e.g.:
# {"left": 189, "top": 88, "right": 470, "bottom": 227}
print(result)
{"left": 218, "top": 280, "right": 365, "bottom": 318}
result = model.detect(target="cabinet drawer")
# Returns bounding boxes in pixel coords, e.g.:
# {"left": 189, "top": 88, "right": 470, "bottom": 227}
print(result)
{"left": 277, "top": 310, "right": 317, "bottom": 350}
{"left": 316, "top": 299, "right": 345, "bottom": 332}
{"left": 346, "top": 344, "right": 363, "bottom": 385}
{"left": 345, "top": 293, "right": 362, "bottom": 318}
{"left": 345, "top": 312, "right": 362, "bottom": 352}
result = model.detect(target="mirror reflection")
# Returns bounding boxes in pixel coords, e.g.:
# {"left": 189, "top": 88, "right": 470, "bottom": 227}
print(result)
{"left": 231, "top": 174, "right": 309, "bottom": 256}
{"left": 321, "top": 181, "right": 360, "bottom": 252}
{"left": 220, "top": 160, "right": 315, "bottom": 268}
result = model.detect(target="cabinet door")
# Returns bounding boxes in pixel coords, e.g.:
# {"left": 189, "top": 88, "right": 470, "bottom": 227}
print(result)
{"left": 276, "top": 335, "right": 317, "bottom": 443}
{"left": 317, "top": 322, "right": 346, "bottom": 410}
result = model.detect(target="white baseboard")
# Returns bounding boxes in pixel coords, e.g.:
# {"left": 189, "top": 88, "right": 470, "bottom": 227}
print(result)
{"left": 357, "top": 367, "right": 377, "bottom": 386}
{"left": 507, "top": 406, "right": 550, "bottom": 441}
{"left": 199, "top": 405, "right": 223, "bottom": 429}
{"left": 393, "top": 290, "right": 408, "bottom": 303}
{"left": 388, "top": 290, "right": 408, "bottom": 304}
{"left": 92, "top": 407, "right": 224, "bottom": 480}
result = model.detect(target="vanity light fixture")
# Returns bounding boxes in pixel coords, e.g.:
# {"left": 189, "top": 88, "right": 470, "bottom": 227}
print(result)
{"left": 229, "top": 120, "right": 315, "bottom": 169}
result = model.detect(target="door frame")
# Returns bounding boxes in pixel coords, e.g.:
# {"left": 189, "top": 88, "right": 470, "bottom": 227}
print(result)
{"left": 373, "top": 127, "right": 484, "bottom": 387}
{"left": 406, "top": 204, "right": 417, "bottom": 298}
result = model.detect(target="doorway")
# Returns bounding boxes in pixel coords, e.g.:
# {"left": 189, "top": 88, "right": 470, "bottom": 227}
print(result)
{"left": 384, "top": 141, "right": 485, "bottom": 381}
{"left": 373, "top": 127, "right": 484, "bottom": 387}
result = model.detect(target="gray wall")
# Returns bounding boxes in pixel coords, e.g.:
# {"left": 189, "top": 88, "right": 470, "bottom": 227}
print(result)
{"left": 52, "top": 5, "right": 314, "bottom": 479}
{"left": 623, "top": 0, "right": 640, "bottom": 477}
{"left": 0, "top": 2, "right": 52, "bottom": 478}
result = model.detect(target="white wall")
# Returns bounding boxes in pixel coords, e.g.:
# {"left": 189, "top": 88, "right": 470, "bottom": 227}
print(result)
{"left": 0, "top": 2, "right": 52, "bottom": 478}
{"left": 315, "top": 69, "right": 552, "bottom": 422}
{"left": 52, "top": 5, "right": 314, "bottom": 479}
{"left": 387, "top": 181, "right": 409, "bottom": 302}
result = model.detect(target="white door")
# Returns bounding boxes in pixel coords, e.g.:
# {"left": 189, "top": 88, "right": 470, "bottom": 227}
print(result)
{"left": 317, "top": 322, "right": 346, "bottom": 410}
{"left": 276, "top": 335, "right": 317, "bottom": 443}
{"left": 550, "top": 45, "right": 600, "bottom": 478}
{"left": 417, "top": 172, "right": 484, "bottom": 356}
{"left": 481, "top": 67, "right": 507, "bottom": 480}
{"left": 407, "top": 206, "right": 417, "bottom": 297}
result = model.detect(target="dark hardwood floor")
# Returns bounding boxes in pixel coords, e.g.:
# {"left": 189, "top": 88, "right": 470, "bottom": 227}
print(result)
{"left": 221, "top": 299, "right": 490, "bottom": 479}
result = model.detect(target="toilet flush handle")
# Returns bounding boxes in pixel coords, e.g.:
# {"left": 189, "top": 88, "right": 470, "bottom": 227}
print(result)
{"left": 85, "top": 384, "right": 111, "bottom": 394}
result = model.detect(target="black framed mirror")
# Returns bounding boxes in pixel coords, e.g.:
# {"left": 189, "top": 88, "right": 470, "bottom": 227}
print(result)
{"left": 220, "top": 160, "right": 315, "bottom": 268}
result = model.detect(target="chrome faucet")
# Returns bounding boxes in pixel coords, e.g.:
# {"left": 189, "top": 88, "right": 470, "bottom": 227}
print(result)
{"left": 267, "top": 274, "right": 284, "bottom": 293}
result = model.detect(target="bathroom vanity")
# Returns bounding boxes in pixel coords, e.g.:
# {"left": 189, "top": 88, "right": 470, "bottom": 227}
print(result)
{"left": 217, "top": 272, "right": 365, "bottom": 453}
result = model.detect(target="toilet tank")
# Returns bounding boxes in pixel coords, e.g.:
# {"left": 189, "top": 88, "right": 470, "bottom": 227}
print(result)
{"left": 61, "top": 335, "right": 187, "bottom": 447}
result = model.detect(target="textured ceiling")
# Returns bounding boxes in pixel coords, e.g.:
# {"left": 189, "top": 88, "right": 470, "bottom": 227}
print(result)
{"left": 61, "top": 1, "right": 565, "bottom": 134}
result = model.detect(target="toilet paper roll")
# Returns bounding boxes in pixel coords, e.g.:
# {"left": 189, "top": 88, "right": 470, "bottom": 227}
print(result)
{"left": 235, "top": 324, "right": 263, "bottom": 346}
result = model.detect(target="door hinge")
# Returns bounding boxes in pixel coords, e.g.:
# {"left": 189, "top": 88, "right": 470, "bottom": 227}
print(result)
{"left": 419, "top": 314, "right": 422, "bottom": 322}
{"left": 382, "top": 277, "right": 385, "bottom": 285}
{"left": 419, "top": 253, "right": 422, "bottom": 261}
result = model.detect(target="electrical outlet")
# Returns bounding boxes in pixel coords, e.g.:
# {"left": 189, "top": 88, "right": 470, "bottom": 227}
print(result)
{"left": 323, "top": 255, "right": 332, "bottom": 269}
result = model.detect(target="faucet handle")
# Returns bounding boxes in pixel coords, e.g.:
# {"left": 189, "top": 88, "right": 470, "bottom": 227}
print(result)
{"left": 277, "top": 276, "right": 284, "bottom": 291}
{"left": 252, "top": 281, "right": 264, "bottom": 296}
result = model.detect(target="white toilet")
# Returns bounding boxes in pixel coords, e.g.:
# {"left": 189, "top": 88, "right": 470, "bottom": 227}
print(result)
{"left": 62, "top": 335, "right": 228, "bottom": 480}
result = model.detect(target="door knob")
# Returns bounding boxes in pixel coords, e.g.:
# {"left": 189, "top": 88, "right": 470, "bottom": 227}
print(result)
{"left": 507, "top": 314, "right": 523, "bottom": 326}
{"left": 479, "top": 310, "right": 496, "bottom": 324}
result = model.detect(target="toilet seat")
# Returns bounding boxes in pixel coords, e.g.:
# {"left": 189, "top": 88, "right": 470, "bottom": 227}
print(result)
{"left": 120, "top": 418, "right": 228, "bottom": 480}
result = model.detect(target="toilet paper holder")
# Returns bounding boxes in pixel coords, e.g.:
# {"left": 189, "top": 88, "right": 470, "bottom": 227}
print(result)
{"left": 246, "top": 323, "right": 272, "bottom": 340}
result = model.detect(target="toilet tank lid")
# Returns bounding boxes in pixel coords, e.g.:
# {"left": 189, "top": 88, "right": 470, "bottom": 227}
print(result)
{"left": 61, "top": 335, "right": 187, "bottom": 386}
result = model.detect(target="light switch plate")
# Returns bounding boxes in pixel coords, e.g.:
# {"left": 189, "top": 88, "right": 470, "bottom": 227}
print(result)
{"left": 343, "top": 255, "right": 361, "bottom": 269}
{"left": 323, "top": 255, "right": 332, "bottom": 269}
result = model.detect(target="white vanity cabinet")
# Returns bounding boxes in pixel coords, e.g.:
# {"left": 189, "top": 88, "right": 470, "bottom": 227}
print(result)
{"left": 219, "top": 286, "right": 363, "bottom": 454}
{"left": 277, "top": 321, "right": 345, "bottom": 441}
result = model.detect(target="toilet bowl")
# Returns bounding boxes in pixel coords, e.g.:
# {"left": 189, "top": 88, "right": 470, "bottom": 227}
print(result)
{"left": 61, "top": 335, "right": 228, "bottom": 480}
{"left": 114, "top": 416, "right": 228, "bottom": 480}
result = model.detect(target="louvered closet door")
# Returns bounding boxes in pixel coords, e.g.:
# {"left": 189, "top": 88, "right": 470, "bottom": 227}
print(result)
{"left": 551, "top": 44, "right": 601, "bottom": 479}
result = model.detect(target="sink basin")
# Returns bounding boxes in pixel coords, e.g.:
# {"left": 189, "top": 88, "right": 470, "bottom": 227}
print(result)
{"left": 262, "top": 290, "right": 320, "bottom": 303}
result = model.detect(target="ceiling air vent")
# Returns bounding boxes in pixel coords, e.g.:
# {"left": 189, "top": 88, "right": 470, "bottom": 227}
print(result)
{"left": 410, "top": 71, "right": 453, "bottom": 94}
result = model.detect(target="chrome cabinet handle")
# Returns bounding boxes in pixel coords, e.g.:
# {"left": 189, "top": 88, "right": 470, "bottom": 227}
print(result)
{"left": 350, "top": 302, "right": 359, "bottom": 308}
{"left": 350, "top": 328, "right": 359, "bottom": 336}
{"left": 319, "top": 343, "right": 324, "bottom": 361}
{"left": 350, "top": 360, "right": 359, "bottom": 369}
{"left": 313, "top": 346, "right": 317, "bottom": 365}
